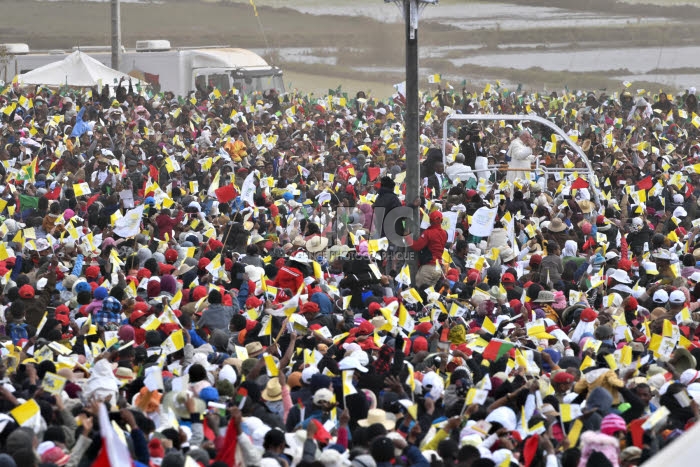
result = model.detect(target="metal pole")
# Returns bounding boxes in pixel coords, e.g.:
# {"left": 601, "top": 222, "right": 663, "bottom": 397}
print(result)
{"left": 111, "top": 0, "right": 121, "bottom": 70}
{"left": 404, "top": 0, "right": 420, "bottom": 281}
{"left": 405, "top": 0, "right": 419, "bottom": 238}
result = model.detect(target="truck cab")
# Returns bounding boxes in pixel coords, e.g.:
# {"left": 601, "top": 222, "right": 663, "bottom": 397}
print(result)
{"left": 193, "top": 66, "right": 284, "bottom": 95}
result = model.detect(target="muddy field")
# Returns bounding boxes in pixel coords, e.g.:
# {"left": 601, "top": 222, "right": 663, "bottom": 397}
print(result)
{"left": 4, "top": 0, "right": 700, "bottom": 96}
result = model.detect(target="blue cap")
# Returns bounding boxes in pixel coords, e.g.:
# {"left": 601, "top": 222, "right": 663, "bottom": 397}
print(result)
{"left": 75, "top": 281, "right": 91, "bottom": 294}
{"left": 93, "top": 286, "right": 108, "bottom": 300}
{"left": 199, "top": 386, "right": 220, "bottom": 403}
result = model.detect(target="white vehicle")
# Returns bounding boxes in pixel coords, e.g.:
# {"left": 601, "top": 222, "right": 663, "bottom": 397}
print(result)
{"left": 1, "top": 40, "right": 284, "bottom": 96}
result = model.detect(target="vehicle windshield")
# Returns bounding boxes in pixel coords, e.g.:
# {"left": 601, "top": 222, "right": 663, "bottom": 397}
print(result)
{"left": 232, "top": 73, "right": 284, "bottom": 94}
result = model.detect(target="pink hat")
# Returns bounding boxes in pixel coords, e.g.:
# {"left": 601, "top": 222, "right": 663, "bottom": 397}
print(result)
{"left": 552, "top": 290, "right": 567, "bottom": 311}
{"left": 600, "top": 413, "right": 627, "bottom": 436}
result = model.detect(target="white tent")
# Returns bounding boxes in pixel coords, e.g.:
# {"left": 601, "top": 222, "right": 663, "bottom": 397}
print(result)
{"left": 642, "top": 420, "right": 700, "bottom": 467}
{"left": 18, "top": 51, "right": 139, "bottom": 87}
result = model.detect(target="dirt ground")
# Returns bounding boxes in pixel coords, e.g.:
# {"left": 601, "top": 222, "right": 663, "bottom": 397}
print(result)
{"left": 3, "top": 0, "right": 700, "bottom": 96}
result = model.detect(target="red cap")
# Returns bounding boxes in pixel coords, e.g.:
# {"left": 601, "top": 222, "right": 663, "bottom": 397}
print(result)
{"left": 357, "top": 320, "right": 375, "bottom": 335}
{"left": 56, "top": 313, "right": 70, "bottom": 326}
{"left": 86, "top": 265, "right": 100, "bottom": 279}
{"left": 617, "top": 259, "right": 632, "bottom": 271}
{"left": 299, "top": 301, "right": 320, "bottom": 314}
{"left": 467, "top": 269, "right": 481, "bottom": 282}
{"left": 429, "top": 211, "right": 443, "bottom": 225}
{"left": 580, "top": 307, "right": 598, "bottom": 323}
{"left": 413, "top": 336, "right": 428, "bottom": 353}
{"left": 501, "top": 273, "right": 515, "bottom": 283}
{"left": 552, "top": 371, "right": 575, "bottom": 384}
{"left": 624, "top": 297, "right": 638, "bottom": 312}
{"left": 129, "top": 310, "right": 147, "bottom": 323}
{"left": 159, "top": 263, "right": 176, "bottom": 275}
{"left": 137, "top": 268, "right": 152, "bottom": 281}
{"left": 415, "top": 322, "right": 433, "bottom": 334}
{"left": 192, "top": 285, "right": 208, "bottom": 301}
{"left": 529, "top": 254, "right": 542, "bottom": 266}
{"left": 245, "top": 296, "right": 263, "bottom": 309}
{"left": 208, "top": 239, "right": 224, "bottom": 250}
{"left": 165, "top": 249, "right": 178, "bottom": 263}
{"left": 596, "top": 215, "right": 605, "bottom": 226}
{"left": 368, "top": 302, "right": 382, "bottom": 315}
{"left": 198, "top": 258, "right": 211, "bottom": 269}
{"left": 18, "top": 284, "right": 35, "bottom": 299}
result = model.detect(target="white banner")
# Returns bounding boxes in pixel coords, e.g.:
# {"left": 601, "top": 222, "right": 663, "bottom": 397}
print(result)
{"left": 468, "top": 206, "right": 498, "bottom": 238}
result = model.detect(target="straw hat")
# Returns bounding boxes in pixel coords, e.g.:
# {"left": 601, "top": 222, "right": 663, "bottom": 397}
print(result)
{"left": 262, "top": 378, "right": 283, "bottom": 402}
{"left": 357, "top": 409, "right": 396, "bottom": 430}
{"left": 578, "top": 200, "right": 594, "bottom": 214}
{"left": 547, "top": 218, "right": 567, "bottom": 233}
{"left": 305, "top": 235, "right": 329, "bottom": 253}
{"left": 245, "top": 342, "right": 264, "bottom": 358}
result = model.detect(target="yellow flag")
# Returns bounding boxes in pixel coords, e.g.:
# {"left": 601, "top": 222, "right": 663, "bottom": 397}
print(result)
{"left": 406, "top": 362, "right": 416, "bottom": 393}
{"left": 567, "top": 419, "right": 584, "bottom": 447}
{"left": 0, "top": 243, "right": 9, "bottom": 261}
{"left": 560, "top": 404, "right": 583, "bottom": 423}
{"left": 162, "top": 330, "right": 184, "bottom": 354}
{"left": 10, "top": 399, "right": 40, "bottom": 426}
{"left": 482, "top": 316, "right": 497, "bottom": 335}
{"left": 342, "top": 370, "right": 357, "bottom": 397}
{"left": 258, "top": 316, "right": 272, "bottom": 337}
{"left": 264, "top": 354, "right": 278, "bottom": 376}
{"left": 73, "top": 182, "right": 91, "bottom": 197}
{"left": 580, "top": 355, "right": 595, "bottom": 371}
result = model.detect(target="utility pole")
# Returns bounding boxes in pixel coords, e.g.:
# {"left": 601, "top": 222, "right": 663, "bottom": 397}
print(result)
{"left": 111, "top": 0, "right": 121, "bottom": 70}
{"left": 385, "top": 0, "right": 436, "bottom": 279}
{"left": 404, "top": 0, "right": 420, "bottom": 241}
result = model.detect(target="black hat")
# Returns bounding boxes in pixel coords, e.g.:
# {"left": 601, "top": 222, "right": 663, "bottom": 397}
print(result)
{"left": 263, "top": 429, "right": 288, "bottom": 449}
{"left": 380, "top": 176, "right": 395, "bottom": 189}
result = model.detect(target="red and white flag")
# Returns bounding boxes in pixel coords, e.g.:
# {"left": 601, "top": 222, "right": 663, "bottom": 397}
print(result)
{"left": 92, "top": 404, "right": 132, "bottom": 467}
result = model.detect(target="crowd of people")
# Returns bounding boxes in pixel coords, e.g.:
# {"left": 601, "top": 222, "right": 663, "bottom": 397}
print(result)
{"left": 0, "top": 78, "right": 699, "bottom": 467}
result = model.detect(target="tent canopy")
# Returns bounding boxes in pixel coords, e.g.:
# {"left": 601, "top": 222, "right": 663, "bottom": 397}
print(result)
{"left": 18, "top": 51, "right": 140, "bottom": 87}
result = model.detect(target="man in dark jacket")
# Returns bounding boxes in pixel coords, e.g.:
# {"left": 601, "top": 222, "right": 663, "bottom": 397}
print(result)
{"left": 626, "top": 217, "right": 653, "bottom": 256}
{"left": 373, "top": 177, "right": 403, "bottom": 239}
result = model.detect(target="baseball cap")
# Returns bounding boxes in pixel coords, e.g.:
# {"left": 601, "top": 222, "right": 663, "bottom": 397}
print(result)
{"left": 301, "top": 366, "right": 319, "bottom": 384}
{"left": 669, "top": 290, "right": 686, "bottom": 304}
{"left": 313, "top": 388, "right": 334, "bottom": 405}
{"left": 689, "top": 271, "right": 700, "bottom": 283}
{"left": 652, "top": 289, "right": 669, "bottom": 304}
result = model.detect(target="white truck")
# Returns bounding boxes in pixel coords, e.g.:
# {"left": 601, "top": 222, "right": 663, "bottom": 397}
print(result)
{"left": 1, "top": 40, "right": 284, "bottom": 96}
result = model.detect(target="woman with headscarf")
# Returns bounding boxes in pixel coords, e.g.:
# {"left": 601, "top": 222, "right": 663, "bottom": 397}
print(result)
{"left": 562, "top": 239, "right": 586, "bottom": 268}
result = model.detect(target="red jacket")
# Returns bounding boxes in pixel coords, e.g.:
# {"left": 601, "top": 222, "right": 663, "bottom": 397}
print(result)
{"left": 155, "top": 210, "right": 184, "bottom": 241}
{"left": 275, "top": 266, "right": 305, "bottom": 293}
{"left": 410, "top": 223, "right": 448, "bottom": 266}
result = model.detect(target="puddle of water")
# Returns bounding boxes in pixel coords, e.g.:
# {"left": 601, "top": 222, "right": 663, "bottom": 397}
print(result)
{"left": 276, "top": 1, "right": 675, "bottom": 32}
{"left": 449, "top": 45, "right": 700, "bottom": 73}
{"left": 614, "top": 73, "right": 700, "bottom": 90}
{"left": 353, "top": 66, "right": 404, "bottom": 74}
{"left": 441, "top": 15, "right": 672, "bottom": 31}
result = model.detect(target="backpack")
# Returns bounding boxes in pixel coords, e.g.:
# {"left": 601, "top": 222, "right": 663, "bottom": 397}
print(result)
{"left": 8, "top": 323, "right": 28, "bottom": 345}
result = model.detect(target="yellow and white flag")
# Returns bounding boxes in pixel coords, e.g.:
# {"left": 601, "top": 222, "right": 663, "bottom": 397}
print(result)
{"left": 342, "top": 370, "right": 357, "bottom": 397}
